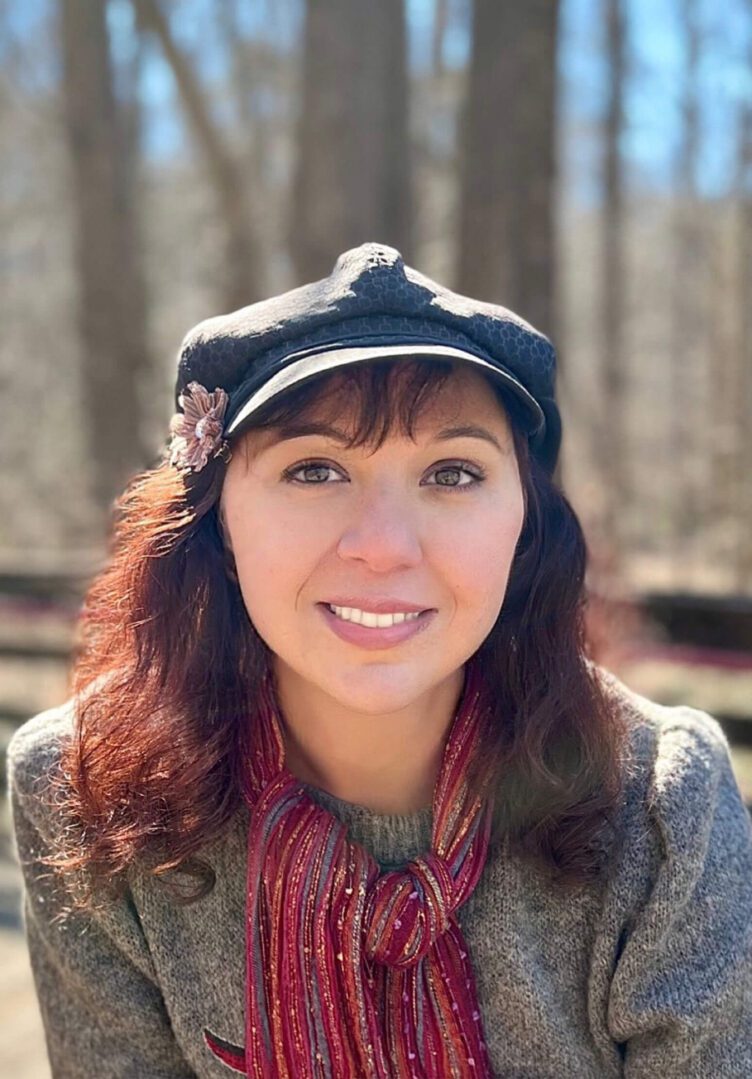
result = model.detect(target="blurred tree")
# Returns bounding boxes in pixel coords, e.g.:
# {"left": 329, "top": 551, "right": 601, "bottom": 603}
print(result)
{"left": 670, "top": 0, "right": 704, "bottom": 554}
{"left": 599, "top": 0, "right": 628, "bottom": 574}
{"left": 432, "top": 0, "right": 449, "bottom": 79}
{"left": 133, "top": 0, "right": 263, "bottom": 309}
{"left": 737, "top": 9, "right": 752, "bottom": 585}
{"left": 214, "top": 0, "right": 297, "bottom": 284}
{"left": 290, "top": 0, "right": 412, "bottom": 281}
{"left": 216, "top": 0, "right": 268, "bottom": 212}
{"left": 710, "top": 12, "right": 751, "bottom": 591}
{"left": 59, "top": 0, "right": 151, "bottom": 513}
{"left": 457, "top": 0, "right": 560, "bottom": 337}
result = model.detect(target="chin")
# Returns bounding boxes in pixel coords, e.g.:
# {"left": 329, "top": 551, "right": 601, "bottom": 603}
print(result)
{"left": 322, "top": 663, "right": 447, "bottom": 715}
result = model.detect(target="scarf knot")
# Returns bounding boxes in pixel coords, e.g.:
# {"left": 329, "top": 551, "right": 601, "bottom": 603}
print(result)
{"left": 364, "top": 851, "right": 455, "bottom": 967}
{"left": 224, "top": 654, "right": 496, "bottom": 1077}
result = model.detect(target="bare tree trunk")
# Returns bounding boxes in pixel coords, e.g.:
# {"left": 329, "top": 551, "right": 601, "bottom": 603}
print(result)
{"left": 214, "top": 1, "right": 273, "bottom": 262}
{"left": 736, "top": 17, "right": 752, "bottom": 586}
{"left": 457, "top": 0, "right": 560, "bottom": 338}
{"left": 59, "top": 0, "right": 151, "bottom": 513}
{"left": 669, "top": 0, "right": 704, "bottom": 574}
{"left": 599, "top": 0, "right": 627, "bottom": 574}
{"left": 432, "top": 0, "right": 449, "bottom": 79}
{"left": 133, "top": 0, "right": 263, "bottom": 310}
{"left": 290, "top": 0, "right": 412, "bottom": 282}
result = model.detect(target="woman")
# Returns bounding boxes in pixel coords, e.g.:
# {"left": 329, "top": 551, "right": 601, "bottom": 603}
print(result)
{"left": 8, "top": 243, "right": 752, "bottom": 1077}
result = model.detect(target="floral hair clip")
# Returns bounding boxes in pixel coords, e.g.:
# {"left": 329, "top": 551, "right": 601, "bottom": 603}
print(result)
{"left": 168, "top": 381, "right": 231, "bottom": 472}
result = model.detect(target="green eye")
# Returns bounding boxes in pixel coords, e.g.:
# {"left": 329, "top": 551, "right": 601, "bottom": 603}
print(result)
{"left": 423, "top": 462, "right": 486, "bottom": 490}
{"left": 282, "top": 460, "right": 344, "bottom": 484}
{"left": 281, "top": 458, "right": 486, "bottom": 491}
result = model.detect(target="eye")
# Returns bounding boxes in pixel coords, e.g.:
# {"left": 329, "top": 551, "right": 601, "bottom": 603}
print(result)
{"left": 280, "top": 458, "right": 487, "bottom": 490}
{"left": 281, "top": 459, "right": 346, "bottom": 485}
{"left": 423, "top": 461, "right": 486, "bottom": 491}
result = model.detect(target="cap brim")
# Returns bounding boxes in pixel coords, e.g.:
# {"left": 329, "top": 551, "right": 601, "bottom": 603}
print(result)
{"left": 225, "top": 343, "right": 545, "bottom": 438}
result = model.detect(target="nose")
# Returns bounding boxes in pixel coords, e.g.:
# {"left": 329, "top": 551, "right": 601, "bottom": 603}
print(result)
{"left": 336, "top": 484, "right": 423, "bottom": 571}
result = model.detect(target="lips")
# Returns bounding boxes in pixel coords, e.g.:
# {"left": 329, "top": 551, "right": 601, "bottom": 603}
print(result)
{"left": 317, "top": 602, "right": 436, "bottom": 649}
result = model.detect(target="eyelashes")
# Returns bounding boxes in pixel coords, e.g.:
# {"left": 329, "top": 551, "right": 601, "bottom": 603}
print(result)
{"left": 280, "top": 458, "right": 487, "bottom": 492}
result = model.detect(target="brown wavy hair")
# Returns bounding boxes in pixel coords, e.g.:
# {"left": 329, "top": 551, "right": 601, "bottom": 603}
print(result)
{"left": 48, "top": 358, "right": 630, "bottom": 909}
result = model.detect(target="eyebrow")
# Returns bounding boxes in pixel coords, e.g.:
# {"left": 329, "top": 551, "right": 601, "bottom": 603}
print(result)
{"left": 272, "top": 421, "right": 508, "bottom": 454}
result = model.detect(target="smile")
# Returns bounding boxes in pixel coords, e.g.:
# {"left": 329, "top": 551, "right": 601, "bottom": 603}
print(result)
{"left": 317, "top": 603, "right": 436, "bottom": 650}
{"left": 327, "top": 604, "right": 422, "bottom": 627}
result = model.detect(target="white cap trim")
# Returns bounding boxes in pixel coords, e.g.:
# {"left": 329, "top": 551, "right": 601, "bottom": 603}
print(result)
{"left": 226, "top": 343, "right": 544, "bottom": 436}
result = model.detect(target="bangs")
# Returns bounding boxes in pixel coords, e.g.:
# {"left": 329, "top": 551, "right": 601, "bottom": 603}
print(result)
{"left": 231, "top": 357, "right": 527, "bottom": 453}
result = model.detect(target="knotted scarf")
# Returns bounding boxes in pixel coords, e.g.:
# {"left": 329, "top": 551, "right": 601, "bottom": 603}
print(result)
{"left": 205, "top": 653, "right": 495, "bottom": 1077}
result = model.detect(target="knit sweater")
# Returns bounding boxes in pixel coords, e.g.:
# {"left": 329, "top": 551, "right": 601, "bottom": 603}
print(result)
{"left": 6, "top": 672, "right": 752, "bottom": 1078}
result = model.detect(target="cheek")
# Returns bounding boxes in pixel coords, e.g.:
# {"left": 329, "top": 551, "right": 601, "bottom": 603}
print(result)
{"left": 225, "top": 499, "right": 332, "bottom": 616}
{"left": 438, "top": 495, "right": 524, "bottom": 613}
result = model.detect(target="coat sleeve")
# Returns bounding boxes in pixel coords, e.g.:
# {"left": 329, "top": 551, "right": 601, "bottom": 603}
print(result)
{"left": 607, "top": 706, "right": 752, "bottom": 1077}
{"left": 6, "top": 707, "right": 197, "bottom": 1079}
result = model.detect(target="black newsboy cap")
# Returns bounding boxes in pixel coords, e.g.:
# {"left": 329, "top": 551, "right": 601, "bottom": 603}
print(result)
{"left": 174, "top": 242, "right": 561, "bottom": 474}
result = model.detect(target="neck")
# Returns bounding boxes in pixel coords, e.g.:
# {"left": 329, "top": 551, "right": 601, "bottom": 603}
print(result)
{"left": 271, "top": 661, "right": 466, "bottom": 815}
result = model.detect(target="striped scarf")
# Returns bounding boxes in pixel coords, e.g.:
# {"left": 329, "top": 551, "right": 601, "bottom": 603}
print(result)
{"left": 207, "top": 652, "right": 495, "bottom": 1077}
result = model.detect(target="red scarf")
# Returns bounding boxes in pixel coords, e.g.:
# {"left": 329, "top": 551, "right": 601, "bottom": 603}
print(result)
{"left": 206, "top": 653, "right": 495, "bottom": 1077}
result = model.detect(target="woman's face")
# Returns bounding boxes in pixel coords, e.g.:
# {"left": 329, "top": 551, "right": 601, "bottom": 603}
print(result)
{"left": 219, "top": 366, "right": 526, "bottom": 715}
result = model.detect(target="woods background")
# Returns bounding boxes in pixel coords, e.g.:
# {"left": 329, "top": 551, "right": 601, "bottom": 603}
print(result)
{"left": 0, "top": 3, "right": 751, "bottom": 1073}
{"left": 2, "top": 0, "right": 750, "bottom": 597}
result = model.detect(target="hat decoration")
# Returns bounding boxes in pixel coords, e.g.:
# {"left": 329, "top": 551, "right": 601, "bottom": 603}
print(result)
{"left": 168, "top": 381, "right": 230, "bottom": 472}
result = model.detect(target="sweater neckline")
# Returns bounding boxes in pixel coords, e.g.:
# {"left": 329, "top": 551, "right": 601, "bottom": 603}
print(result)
{"left": 299, "top": 780, "right": 434, "bottom": 871}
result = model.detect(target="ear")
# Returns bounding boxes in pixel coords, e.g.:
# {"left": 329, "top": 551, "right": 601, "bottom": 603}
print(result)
{"left": 223, "top": 547, "right": 240, "bottom": 585}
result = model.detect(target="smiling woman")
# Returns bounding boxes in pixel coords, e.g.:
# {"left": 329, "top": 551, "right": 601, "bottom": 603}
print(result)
{"left": 217, "top": 364, "right": 527, "bottom": 815}
{"left": 7, "top": 243, "right": 752, "bottom": 1078}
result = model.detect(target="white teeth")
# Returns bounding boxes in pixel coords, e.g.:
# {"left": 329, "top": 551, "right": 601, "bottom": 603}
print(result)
{"left": 328, "top": 605, "right": 423, "bottom": 627}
